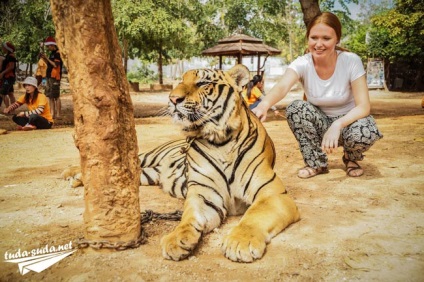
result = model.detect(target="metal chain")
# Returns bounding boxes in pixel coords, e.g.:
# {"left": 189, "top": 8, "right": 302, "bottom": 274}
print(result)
{"left": 75, "top": 210, "right": 182, "bottom": 251}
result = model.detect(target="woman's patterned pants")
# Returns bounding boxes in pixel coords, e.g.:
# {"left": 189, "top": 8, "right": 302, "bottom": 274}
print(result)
{"left": 286, "top": 100, "right": 383, "bottom": 169}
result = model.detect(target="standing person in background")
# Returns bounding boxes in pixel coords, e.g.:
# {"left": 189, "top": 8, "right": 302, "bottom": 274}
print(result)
{"left": 252, "top": 12, "right": 382, "bottom": 179}
{"left": 40, "top": 36, "right": 62, "bottom": 119}
{"left": 0, "top": 42, "right": 17, "bottom": 108}
{"left": 3, "top": 76, "right": 53, "bottom": 130}
{"left": 35, "top": 57, "right": 47, "bottom": 87}
{"left": 35, "top": 42, "right": 48, "bottom": 88}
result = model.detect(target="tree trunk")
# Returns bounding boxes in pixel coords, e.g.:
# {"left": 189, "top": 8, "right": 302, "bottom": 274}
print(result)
{"left": 383, "top": 58, "right": 390, "bottom": 91}
{"left": 299, "top": 0, "right": 321, "bottom": 27}
{"left": 158, "top": 47, "right": 163, "bottom": 85}
{"left": 384, "top": 58, "right": 391, "bottom": 91}
{"left": 50, "top": 0, "right": 141, "bottom": 244}
{"left": 123, "top": 37, "right": 128, "bottom": 74}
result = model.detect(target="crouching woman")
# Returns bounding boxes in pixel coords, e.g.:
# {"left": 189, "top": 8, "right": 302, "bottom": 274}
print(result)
{"left": 3, "top": 76, "right": 53, "bottom": 130}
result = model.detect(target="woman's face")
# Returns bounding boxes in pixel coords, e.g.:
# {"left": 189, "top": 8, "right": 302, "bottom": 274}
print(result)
{"left": 308, "top": 23, "right": 338, "bottom": 59}
{"left": 256, "top": 80, "right": 263, "bottom": 90}
{"left": 24, "top": 84, "right": 36, "bottom": 94}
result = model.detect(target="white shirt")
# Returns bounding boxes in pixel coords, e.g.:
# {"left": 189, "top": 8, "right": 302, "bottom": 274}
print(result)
{"left": 288, "top": 51, "right": 365, "bottom": 117}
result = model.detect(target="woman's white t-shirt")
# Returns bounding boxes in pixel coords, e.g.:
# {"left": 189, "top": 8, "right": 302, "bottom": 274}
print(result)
{"left": 288, "top": 51, "right": 366, "bottom": 117}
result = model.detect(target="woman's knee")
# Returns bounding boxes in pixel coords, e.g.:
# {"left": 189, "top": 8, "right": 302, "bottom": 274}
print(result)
{"left": 12, "top": 115, "right": 18, "bottom": 123}
{"left": 28, "top": 114, "right": 39, "bottom": 121}
{"left": 286, "top": 100, "right": 321, "bottom": 123}
{"left": 287, "top": 100, "right": 308, "bottom": 112}
{"left": 343, "top": 117, "right": 382, "bottom": 146}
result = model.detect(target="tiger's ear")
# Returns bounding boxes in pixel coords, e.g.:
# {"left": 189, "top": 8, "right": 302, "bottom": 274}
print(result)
{"left": 227, "top": 64, "right": 250, "bottom": 90}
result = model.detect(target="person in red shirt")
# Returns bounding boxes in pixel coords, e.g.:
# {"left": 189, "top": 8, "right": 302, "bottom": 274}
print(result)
{"left": 3, "top": 76, "right": 53, "bottom": 130}
{"left": 0, "top": 42, "right": 17, "bottom": 108}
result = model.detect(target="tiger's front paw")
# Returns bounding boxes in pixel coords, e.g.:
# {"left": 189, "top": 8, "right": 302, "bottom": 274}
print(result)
{"left": 160, "top": 224, "right": 201, "bottom": 261}
{"left": 61, "top": 166, "right": 83, "bottom": 188}
{"left": 221, "top": 225, "right": 266, "bottom": 263}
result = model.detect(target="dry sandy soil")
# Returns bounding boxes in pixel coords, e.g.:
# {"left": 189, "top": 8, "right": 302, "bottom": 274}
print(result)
{"left": 0, "top": 89, "right": 423, "bottom": 281}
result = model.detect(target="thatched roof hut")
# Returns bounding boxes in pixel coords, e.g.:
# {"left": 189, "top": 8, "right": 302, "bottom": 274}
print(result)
{"left": 202, "top": 33, "right": 281, "bottom": 73}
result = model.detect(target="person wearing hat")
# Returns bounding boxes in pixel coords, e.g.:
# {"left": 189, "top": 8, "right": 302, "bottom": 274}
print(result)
{"left": 0, "top": 41, "right": 17, "bottom": 108}
{"left": 39, "top": 36, "right": 62, "bottom": 119}
{"left": 3, "top": 76, "right": 53, "bottom": 130}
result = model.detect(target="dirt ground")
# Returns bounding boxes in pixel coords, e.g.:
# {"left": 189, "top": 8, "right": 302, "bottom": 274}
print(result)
{"left": 0, "top": 88, "right": 423, "bottom": 281}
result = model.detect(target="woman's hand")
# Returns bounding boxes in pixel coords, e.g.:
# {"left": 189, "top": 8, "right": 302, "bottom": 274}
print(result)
{"left": 17, "top": 112, "right": 25, "bottom": 117}
{"left": 252, "top": 104, "right": 268, "bottom": 122}
{"left": 252, "top": 100, "right": 272, "bottom": 122}
{"left": 274, "top": 110, "right": 284, "bottom": 118}
{"left": 321, "top": 121, "right": 342, "bottom": 154}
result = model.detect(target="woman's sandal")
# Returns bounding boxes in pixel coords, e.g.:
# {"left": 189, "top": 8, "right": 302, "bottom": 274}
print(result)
{"left": 297, "top": 166, "right": 329, "bottom": 179}
{"left": 342, "top": 156, "right": 364, "bottom": 177}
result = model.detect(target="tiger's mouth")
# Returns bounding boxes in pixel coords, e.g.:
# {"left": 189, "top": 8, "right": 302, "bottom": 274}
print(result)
{"left": 169, "top": 102, "right": 206, "bottom": 131}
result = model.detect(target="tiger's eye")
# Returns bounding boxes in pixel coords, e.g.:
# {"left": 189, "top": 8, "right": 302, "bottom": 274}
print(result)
{"left": 196, "top": 81, "right": 209, "bottom": 87}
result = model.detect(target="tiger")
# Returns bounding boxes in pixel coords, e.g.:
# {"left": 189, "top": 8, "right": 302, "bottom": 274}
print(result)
{"left": 63, "top": 64, "right": 300, "bottom": 262}
{"left": 139, "top": 64, "right": 300, "bottom": 262}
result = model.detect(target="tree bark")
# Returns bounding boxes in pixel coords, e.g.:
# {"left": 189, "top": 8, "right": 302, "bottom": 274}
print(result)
{"left": 123, "top": 37, "right": 128, "bottom": 74}
{"left": 299, "top": 0, "right": 321, "bottom": 27}
{"left": 50, "top": 0, "right": 141, "bottom": 243}
{"left": 158, "top": 46, "right": 164, "bottom": 85}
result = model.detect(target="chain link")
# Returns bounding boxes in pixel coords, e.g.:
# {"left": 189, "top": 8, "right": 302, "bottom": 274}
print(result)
{"left": 75, "top": 210, "right": 182, "bottom": 251}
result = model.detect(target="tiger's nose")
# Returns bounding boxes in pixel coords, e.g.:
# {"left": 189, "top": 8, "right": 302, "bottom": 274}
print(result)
{"left": 170, "top": 95, "right": 185, "bottom": 105}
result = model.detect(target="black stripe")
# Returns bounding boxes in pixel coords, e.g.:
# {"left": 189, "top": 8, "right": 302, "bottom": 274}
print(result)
{"left": 243, "top": 158, "right": 265, "bottom": 196}
{"left": 189, "top": 164, "right": 215, "bottom": 184}
{"left": 252, "top": 173, "right": 277, "bottom": 202}
{"left": 229, "top": 130, "right": 259, "bottom": 184}
{"left": 198, "top": 194, "right": 225, "bottom": 223}
{"left": 140, "top": 139, "right": 185, "bottom": 167}
{"left": 190, "top": 223, "right": 202, "bottom": 233}
{"left": 187, "top": 180, "right": 225, "bottom": 206}
{"left": 181, "top": 179, "right": 188, "bottom": 197}
{"left": 210, "top": 85, "right": 234, "bottom": 122}
{"left": 190, "top": 142, "right": 231, "bottom": 196}
{"left": 142, "top": 171, "right": 156, "bottom": 185}
{"left": 229, "top": 109, "right": 263, "bottom": 183}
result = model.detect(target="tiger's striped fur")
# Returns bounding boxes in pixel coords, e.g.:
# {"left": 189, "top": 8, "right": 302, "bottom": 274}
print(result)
{"left": 140, "top": 64, "right": 300, "bottom": 262}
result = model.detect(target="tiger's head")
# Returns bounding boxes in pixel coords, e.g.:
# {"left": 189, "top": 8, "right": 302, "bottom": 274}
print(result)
{"left": 168, "top": 64, "right": 250, "bottom": 144}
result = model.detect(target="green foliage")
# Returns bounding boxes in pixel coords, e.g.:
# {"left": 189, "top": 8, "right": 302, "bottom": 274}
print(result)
{"left": 112, "top": 0, "right": 199, "bottom": 62}
{"left": 320, "top": 0, "right": 359, "bottom": 15}
{"left": 1, "top": 0, "right": 421, "bottom": 85}
{"left": 0, "top": 0, "right": 55, "bottom": 66}
{"left": 343, "top": 21, "right": 368, "bottom": 61}
{"left": 127, "top": 63, "right": 158, "bottom": 84}
{"left": 369, "top": 0, "right": 424, "bottom": 61}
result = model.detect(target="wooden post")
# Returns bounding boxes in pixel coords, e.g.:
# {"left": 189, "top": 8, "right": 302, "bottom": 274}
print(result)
{"left": 50, "top": 0, "right": 141, "bottom": 244}
{"left": 257, "top": 54, "right": 261, "bottom": 75}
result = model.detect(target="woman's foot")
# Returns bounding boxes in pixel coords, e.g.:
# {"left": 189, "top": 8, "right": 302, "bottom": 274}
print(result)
{"left": 342, "top": 156, "right": 363, "bottom": 177}
{"left": 297, "top": 166, "right": 329, "bottom": 179}
{"left": 22, "top": 124, "right": 37, "bottom": 131}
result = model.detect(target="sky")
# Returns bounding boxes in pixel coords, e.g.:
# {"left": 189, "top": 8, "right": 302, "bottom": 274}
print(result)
{"left": 335, "top": 0, "right": 388, "bottom": 19}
